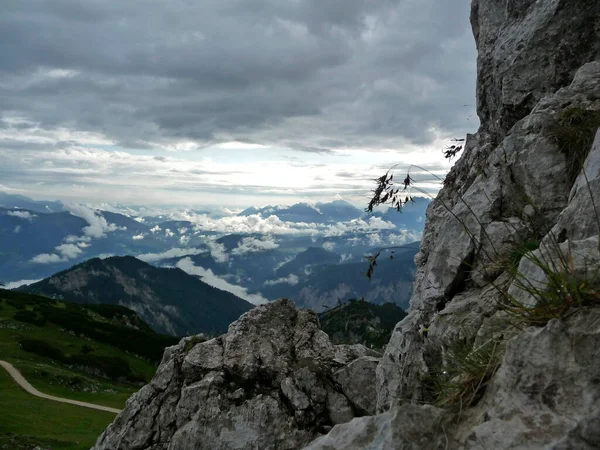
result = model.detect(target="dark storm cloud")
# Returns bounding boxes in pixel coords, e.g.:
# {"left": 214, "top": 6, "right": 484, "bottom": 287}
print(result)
{"left": 0, "top": 0, "right": 476, "bottom": 150}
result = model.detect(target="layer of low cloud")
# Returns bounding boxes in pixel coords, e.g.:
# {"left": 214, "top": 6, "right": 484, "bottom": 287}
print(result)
{"left": 3, "top": 279, "right": 42, "bottom": 289}
{"left": 207, "top": 240, "right": 228, "bottom": 263}
{"left": 7, "top": 210, "right": 37, "bottom": 220}
{"left": 30, "top": 205, "right": 123, "bottom": 264}
{"left": 137, "top": 247, "right": 205, "bottom": 263}
{"left": 264, "top": 274, "right": 299, "bottom": 286}
{"left": 66, "top": 204, "right": 121, "bottom": 238}
{"left": 177, "top": 257, "right": 268, "bottom": 305}
{"left": 31, "top": 242, "right": 84, "bottom": 264}
{"left": 231, "top": 236, "right": 280, "bottom": 255}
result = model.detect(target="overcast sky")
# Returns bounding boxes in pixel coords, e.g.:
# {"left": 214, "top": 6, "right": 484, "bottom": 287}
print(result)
{"left": 0, "top": 0, "right": 477, "bottom": 209}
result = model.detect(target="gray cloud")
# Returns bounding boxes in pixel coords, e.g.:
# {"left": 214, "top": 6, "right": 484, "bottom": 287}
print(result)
{"left": 1, "top": 0, "right": 476, "bottom": 151}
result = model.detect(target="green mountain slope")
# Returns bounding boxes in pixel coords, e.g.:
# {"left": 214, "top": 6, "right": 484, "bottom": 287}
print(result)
{"left": 319, "top": 299, "right": 408, "bottom": 349}
{"left": 22, "top": 256, "right": 254, "bottom": 336}
{"left": 0, "top": 288, "right": 182, "bottom": 449}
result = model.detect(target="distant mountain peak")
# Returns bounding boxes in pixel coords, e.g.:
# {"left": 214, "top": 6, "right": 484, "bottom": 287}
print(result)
{"left": 22, "top": 255, "right": 253, "bottom": 336}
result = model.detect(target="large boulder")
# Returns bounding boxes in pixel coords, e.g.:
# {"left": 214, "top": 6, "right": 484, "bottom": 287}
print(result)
{"left": 92, "top": 299, "right": 379, "bottom": 450}
{"left": 305, "top": 307, "right": 600, "bottom": 449}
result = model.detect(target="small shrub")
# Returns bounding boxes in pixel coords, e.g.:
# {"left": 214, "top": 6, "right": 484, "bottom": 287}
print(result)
{"left": 547, "top": 107, "right": 600, "bottom": 184}
{"left": 81, "top": 344, "right": 94, "bottom": 354}
{"left": 14, "top": 310, "right": 46, "bottom": 327}
{"left": 20, "top": 339, "right": 67, "bottom": 362}
{"left": 184, "top": 335, "right": 207, "bottom": 353}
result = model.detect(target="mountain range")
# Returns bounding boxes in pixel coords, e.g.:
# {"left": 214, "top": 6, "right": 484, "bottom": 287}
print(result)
{"left": 238, "top": 198, "right": 429, "bottom": 226}
{"left": 260, "top": 243, "right": 418, "bottom": 311}
{"left": 21, "top": 256, "right": 254, "bottom": 336}
{"left": 1, "top": 192, "right": 428, "bottom": 316}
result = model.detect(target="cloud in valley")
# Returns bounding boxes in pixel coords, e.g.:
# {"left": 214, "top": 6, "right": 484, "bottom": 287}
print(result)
{"left": 7, "top": 211, "right": 37, "bottom": 220}
{"left": 177, "top": 258, "right": 268, "bottom": 305}
{"left": 137, "top": 247, "right": 205, "bottom": 263}
{"left": 264, "top": 274, "right": 299, "bottom": 286}
{"left": 231, "top": 236, "right": 280, "bottom": 255}
{"left": 66, "top": 204, "right": 120, "bottom": 238}
{"left": 3, "top": 279, "right": 42, "bottom": 289}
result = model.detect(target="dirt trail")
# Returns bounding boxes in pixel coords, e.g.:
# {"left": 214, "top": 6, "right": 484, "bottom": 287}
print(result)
{"left": 0, "top": 359, "right": 122, "bottom": 414}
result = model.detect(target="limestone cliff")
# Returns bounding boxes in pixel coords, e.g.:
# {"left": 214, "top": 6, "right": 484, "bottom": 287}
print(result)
{"left": 305, "top": 0, "right": 600, "bottom": 448}
{"left": 93, "top": 0, "right": 600, "bottom": 449}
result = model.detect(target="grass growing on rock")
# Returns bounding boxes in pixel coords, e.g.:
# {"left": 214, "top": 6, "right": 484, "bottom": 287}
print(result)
{"left": 426, "top": 338, "right": 501, "bottom": 410}
{"left": 500, "top": 239, "right": 600, "bottom": 327}
{"left": 548, "top": 107, "right": 600, "bottom": 184}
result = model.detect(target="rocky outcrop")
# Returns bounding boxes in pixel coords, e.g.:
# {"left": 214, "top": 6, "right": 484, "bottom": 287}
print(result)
{"left": 303, "top": 307, "right": 600, "bottom": 449}
{"left": 378, "top": 60, "right": 600, "bottom": 411}
{"left": 92, "top": 299, "right": 380, "bottom": 450}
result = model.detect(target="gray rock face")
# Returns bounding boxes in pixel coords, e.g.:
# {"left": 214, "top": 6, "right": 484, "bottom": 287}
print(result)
{"left": 92, "top": 299, "right": 378, "bottom": 450}
{"left": 302, "top": 405, "right": 449, "bottom": 450}
{"left": 471, "top": 0, "right": 600, "bottom": 142}
{"left": 333, "top": 356, "right": 379, "bottom": 415}
{"left": 378, "top": 59, "right": 600, "bottom": 412}
{"left": 458, "top": 309, "right": 600, "bottom": 449}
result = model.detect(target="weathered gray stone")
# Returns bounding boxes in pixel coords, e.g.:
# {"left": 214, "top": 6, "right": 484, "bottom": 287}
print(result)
{"left": 471, "top": 0, "right": 600, "bottom": 142}
{"left": 92, "top": 299, "right": 373, "bottom": 450}
{"left": 301, "top": 405, "right": 450, "bottom": 450}
{"left": 551, "top": 129, "right": 600, "bottom": 242}
{"left": 508, "top": 236, "right": 600, "bottom": 308}
{"left": 334, "top": 356, "right": 380, "bottom": 415}
{"left": 333, "top": 343, "right": 380, "bottom": 366}
{"left": 458, "top": 309, "right": 600, "bottom": 449}
{"left": 549, "top": 408, "right": 600, "bottom": 450}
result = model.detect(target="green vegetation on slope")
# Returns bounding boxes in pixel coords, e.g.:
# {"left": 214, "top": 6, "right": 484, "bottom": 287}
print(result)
{"left": 319, "top": 298, "right": 407, "bottom": 349}
{"left": 0, "top": 288, "right": 183, "bottom": 448}
{"left": 0, "top": 368, "right": 114, "bottom": 450}
{"left": 0, "top": 287, "right": 179, "bottom": 408}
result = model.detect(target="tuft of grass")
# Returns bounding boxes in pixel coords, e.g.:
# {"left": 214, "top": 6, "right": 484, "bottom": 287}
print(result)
{"left": 507, "top": 240, "right": 540, "bottom": 270}
{"left": 547, "top": 107, "right": 600, "bottom": 184}
{"left": 183, "top": 334, "right": 207, "bottom": 353}
{"left": 426, "top": 338, "right": 501, "bottom": 410}
{"left": 500, "top": 242, "right": 600, "bottom": 326}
